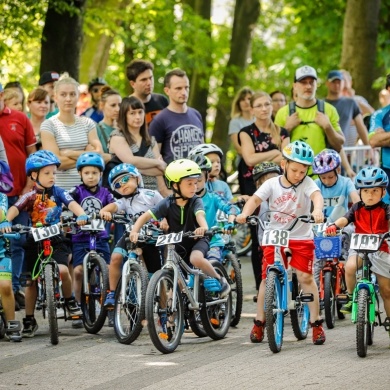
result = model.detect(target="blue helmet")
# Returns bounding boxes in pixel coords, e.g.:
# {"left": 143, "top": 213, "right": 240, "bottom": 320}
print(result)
{"left": 76, "top": 152, "right": 105, "bottom": 172}
{"left": 282, "top": 141, "right": 314, "bottom": 166}
{"left": 355, "top": 167, "right": 389, "bottom": 189}
{"left": 108, "top": 163, "right": 143, "bottom": 191}
{"left": 26, "top": 150, "right": 60, "bottom": 176}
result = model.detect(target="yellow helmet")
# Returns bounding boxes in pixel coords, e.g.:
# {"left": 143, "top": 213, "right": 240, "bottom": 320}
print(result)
{"left": 164, "top": 159, "right": 201, "bottom": 189}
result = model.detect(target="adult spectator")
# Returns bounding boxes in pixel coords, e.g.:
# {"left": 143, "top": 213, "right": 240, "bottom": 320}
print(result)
{"left": 228, "top": 86, "right": 254, "bottom": 157}
{"left": 275, "top": 65, "right": 344, "bottom": 165}
{"left": 368, "top": 74, "right": 390, "bottom": 201}
{"left": 41, "top": 73, "right": 103, "bottom": 191}
{"left": 38, "top": 71, "right": 60, "bottom": 118}
{"left": 149, "top": 68, "right": 204, "bottom": 164}
{"left": 76, "top": 84, "right": 91, "bottom": 116}
{"left": 126, "top": 59, "right": 169, "bottom": 126}
{"left": 379, "top": 89, "right": 390, "bottom": 108}
{"left": 26, "top": 88, "right": 50, "bottom": 149}
{"left": 0, "top": 82, "right": 37, "bottom": 310}
{"left": 81, "top": 77, "right": 107, "bottom": 123}
{"left": 270, "top": 90, "right": 287, "bottom": 120}
{"left": 107, "top": 96, "right": 166, "bottom": 192}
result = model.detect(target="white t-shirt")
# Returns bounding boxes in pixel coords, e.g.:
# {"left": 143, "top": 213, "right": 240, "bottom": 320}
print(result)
{"left": 254, "top": 176, "right": 320, "bottom": 239}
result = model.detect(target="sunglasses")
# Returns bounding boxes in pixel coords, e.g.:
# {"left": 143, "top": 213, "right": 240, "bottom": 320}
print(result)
{"left": 91, "top": 87, "right": 101, "bottom": 93}
{"left": 113, "top": 175, "right": 132, "bottom": 189}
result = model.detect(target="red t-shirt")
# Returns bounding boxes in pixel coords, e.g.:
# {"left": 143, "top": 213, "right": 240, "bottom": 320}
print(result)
{"left": 0, "top": 107, "right": 37, "bottom": 196}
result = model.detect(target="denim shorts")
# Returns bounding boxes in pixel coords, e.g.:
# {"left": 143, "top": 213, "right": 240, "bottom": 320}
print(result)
{"left": 72, "top": 239, "right": 111, "bottom": 268}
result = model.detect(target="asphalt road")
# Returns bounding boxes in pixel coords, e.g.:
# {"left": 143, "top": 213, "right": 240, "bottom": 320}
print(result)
{"left": 1, "top": 256, "right": 390, "bottom": 390}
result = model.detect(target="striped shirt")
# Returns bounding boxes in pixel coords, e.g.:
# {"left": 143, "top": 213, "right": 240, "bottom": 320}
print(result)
{"left": 41, "top": 115, "right": 95, "bottom": 190}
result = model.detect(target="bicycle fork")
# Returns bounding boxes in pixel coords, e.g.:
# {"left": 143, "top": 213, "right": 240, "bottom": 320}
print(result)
{"left": 351, "top": 281, "right": 377, "bottom": 324}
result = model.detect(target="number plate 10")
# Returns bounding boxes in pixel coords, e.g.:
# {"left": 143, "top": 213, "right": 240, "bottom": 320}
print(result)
{"left": 350, "top": 233, "right": 380, "bottom": 251}
{"left": 31, "top": 224, "right": 61, "bottom": 242}
{"left": 155, "top": 232, "right": 183, "bottom": 246}
{"left": 262, "top": 230, "right": 290, "bottom": 247}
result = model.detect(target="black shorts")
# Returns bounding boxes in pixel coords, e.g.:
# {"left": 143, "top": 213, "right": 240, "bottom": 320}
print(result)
{"left": 23, "top": 234, "right": 70, "bottom": 275}
{"left": 175, "top": 237, "right": 209, "bottom": 264}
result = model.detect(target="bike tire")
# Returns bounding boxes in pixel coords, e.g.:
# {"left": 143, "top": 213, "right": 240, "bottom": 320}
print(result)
{"left": 145, "top": 269, "right": 184, "bottom": 354}
{"left": 223, "top": 254, "right": 243, "bottom": 327}
{"left": 234, "top": 223, "right": 252, "bottom": 256}
{"left": 188, "top": 309, "right": 208, "bottom": 338}
{"left": 113, "top": 262, "right": 148, "bottom": 344}
{"left": 323, "top": 270, "right": 336, "bottom": 329}
{"left": 199, "top": 262, "right": 232, "bottom": 340}
{"left": 337, "top": 267, "right": 347, "bottom": 320}
{"left": 265, "top": 270, "right": 284, "bottom": 353}
{"left": 81, "top": 254, "right": 109, "bottom": 334}
{"left": 44, "top": 263, "right": 59, "bottom": 345}
{"left": 0, "top": 312, "right": 5, "bottom": 339}
{"left": 290, "top": 273, "right": 310, "bottom": 340}
{"left": 356, "top": 288, "right": 370, "bottom": 358}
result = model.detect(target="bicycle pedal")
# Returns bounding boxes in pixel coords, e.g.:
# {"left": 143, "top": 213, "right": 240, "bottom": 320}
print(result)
{"left": 336, "top": 294, "right": 349, "bottom": 304}
{"left": 298, "top": 293, "right": 314, "bottom": 303}
{"left": 383, "top": 317, "right": 390, "bottom": 331}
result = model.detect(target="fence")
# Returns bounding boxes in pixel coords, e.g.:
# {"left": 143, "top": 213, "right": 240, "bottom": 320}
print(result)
{"left": 343, "top": 145, "right": 380, "bottom": 174}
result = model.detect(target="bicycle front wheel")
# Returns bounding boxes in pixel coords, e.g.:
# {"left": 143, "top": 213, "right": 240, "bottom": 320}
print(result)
{"left": 234, "top": 223, "right": 252, "bottom": 256}
{"left": 44, "top": 263, "right": 59, "bottom": 345}
{"left": 224, "top": 254, "right": 243, "bottom": 327}
{"left": 265, "top": 270, "right": 284, "bottom": 353}
{"left": 0, "top": 312, "right": 5, "bottom": 339}
{"left": 290, "top": 273, "right": 310, "bottom": 340}
{"left": 145, "top": 269, "right": 184, "bottom": 354}
{"left": 81, "top": 254, "right": 109, "bottom": 334}
{"left": 356, "top": 289, "right": 370, "bottom": 358}
{"left": 113, "top": 262, "right": 148, "bottom": 344}
{"left": 323, "top": 270, "right": 336, "bottom": 329}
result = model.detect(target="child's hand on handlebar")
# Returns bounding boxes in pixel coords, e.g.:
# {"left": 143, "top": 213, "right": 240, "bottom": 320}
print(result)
{"left": 76, "top": 214, "right": 89, "bottom": 226}
{"left": 194, "top": 227, "right": 207, "bottom": 237}
{"left": 99, "top": 210, "right": 112, "bottom": 221}
{"left": 311, "top": 209, "right": 324, "bottom": 224}
{"left": 235, "top": 214, "right": 247, "bottom": 224}
{"left": 325, "top": 224, "right": 337, "bottom": 236}
{"left": 159, "top": 218, "right": 169, "bottom": 232}
{"left": 129, "top": 231, "right": 139, "bottom": 243}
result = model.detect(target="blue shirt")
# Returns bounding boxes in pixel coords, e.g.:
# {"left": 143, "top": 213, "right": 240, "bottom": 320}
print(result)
{"left": 369, "top": 105, "right": 390, "bottom": 169}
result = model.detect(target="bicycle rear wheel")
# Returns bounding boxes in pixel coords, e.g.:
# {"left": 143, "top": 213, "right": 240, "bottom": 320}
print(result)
{"left": 265, "top": 270, "right": 284, "bottom": 353}
{"left": 81, "top": 254, "right": 109, "bottom": 334}
{"left": 224, "top": 254, "right": 243, "bottom": 327}
{"left": 113, "top": 262, "right": 148, "bottom": 344}
{"left": 145, "top": 269, "right": 184, "bottom": 354}
{"left": 323, "top": 270, "right": 336, "bottom": 329}
{"left": 188, "top": 308, "right": 208, "bottom": 338}
{"left": 356, "top": 289, "right": 370, "bottom": 357}
{"left": 44, "top": 263, "right": 59, "bottom": 345}
{"left": 290, "top": 273, "right": 310, "bottom": 340}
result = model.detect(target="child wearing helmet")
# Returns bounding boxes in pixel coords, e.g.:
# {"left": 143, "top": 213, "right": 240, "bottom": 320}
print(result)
{"left": 236, "top": 141, "right": 327, "bottom": 346}
{"left": 0, "top": 150, "right": 89, "bottom": 338}
{"left": 325, "top": 166, "right": 390, "bottom": 319}
{"left": 129, "top": 158, "right": 231, "bottom": 297}
{"left": 99, "top": 163, "right": 163, "bottom": 309}
{"left": 67, "top": 152, "right": 115, "bottom": 327}
{"left": 312, "top": 149, "right": 360, "bottom": 288}
{"left": 187, "top": 154, "right": 239, "bottom": 263}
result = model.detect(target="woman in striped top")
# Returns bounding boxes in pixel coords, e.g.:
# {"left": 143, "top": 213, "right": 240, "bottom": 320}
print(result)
{"left": 41, "top": 73, "right": 103, "bottom": 191}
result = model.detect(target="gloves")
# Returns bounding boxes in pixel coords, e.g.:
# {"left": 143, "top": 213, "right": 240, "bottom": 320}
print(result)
{"left": 76, "top": 214, "right": 89, "bottom": 225}
{"left": 223, "top": 222, "right": 234, "bottom": 233}
{"left": 0, "top": 220, "right": 11, "bottom": 231}
{"left": 325, "top": 224, "right": 337, "bottom": 236}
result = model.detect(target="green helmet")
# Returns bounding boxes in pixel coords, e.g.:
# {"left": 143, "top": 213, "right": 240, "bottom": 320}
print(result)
{"left": 252, "top": 162, "right": 282, "bottom": 182}
{"left": 164, "top": 159, "right": 201, "bottom": 189}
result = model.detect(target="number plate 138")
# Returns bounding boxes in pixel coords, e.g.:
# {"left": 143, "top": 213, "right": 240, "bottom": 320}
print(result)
{"left": 262, "top": 230, "right": 290, "bottom": 247}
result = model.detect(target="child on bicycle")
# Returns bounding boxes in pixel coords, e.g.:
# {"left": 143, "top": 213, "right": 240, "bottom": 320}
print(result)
{"left": 99, "top": 163, "right": 164, "bottom": 308}
{"left": 0, "top": 161, "right": 22, "bottom": 341}
{"left": 236, "top": 141, "right": 326, "bottom": 345}
{"left": 325, "top": 166, "right": 390, "bottom": 319}
{"left": 129, "top": 158, "right": 231, "bottom": 297}
{"left": 187, "top": 154, "right": 239, "bottom": 262}
{"left": 312, "top": 149, "right": 360, "bottom": 287}
{"left": 0, "top": 150, "right": 89, "bottom": 337}
{"left": 68, "top": 152, "right": 115, "bottom": 328}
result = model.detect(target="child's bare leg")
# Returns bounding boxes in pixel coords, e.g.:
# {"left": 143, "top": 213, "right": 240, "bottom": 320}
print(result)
{"left": 108, "top": 253, "right": 123, "bottom": 291}
{"left": 0, "top": 281, "right": 15, "bottom": 320}
{"left": 190, "top": 250, "right": 220, "bottom": 279}
{"left": 255, "top": 280, "right": 266, "bottom": 321}
{"left": 377, "top": 274, "right": 390, "bottom": 317}
{"left": 345, "top": 255, "right": 362, "bottom": 294}
{"left": 25, "top": 282, "right": 37, "bottom": 316}
{"left": 59, "top": 264, "right": 72, "bottom": 298}
{"left": 73, "top": 265, "right": 83, "bottom": 302}
{"left": 297, "top": 271, "right": 321, "bottom": 322}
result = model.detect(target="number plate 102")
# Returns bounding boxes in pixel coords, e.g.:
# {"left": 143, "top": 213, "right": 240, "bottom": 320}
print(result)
{"left": 156, "top": 232, "right": 183, "bottom": 246}
{"left": 262, "top": 229, "right": 290, "bottom": 247}
{"left": 350, "top": 233, "right": 380, "bottom": 251}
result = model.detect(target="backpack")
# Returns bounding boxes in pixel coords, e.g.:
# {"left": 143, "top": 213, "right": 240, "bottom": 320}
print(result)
{"left": 289, "top": 99, "right": 325, "bottom": 116}
{"left": 0, "top": 160, "right": 14, "bottom": 194}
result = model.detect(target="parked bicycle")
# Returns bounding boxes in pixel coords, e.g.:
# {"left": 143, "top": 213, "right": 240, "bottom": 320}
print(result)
{"left": 145, "top": 230, "right": 232, "bottom": 354}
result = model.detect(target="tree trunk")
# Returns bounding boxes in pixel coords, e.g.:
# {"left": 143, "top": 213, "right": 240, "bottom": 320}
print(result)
{"left": 212, "top": 0, "right": 261, "bottom": 153}
{"left": 340, "top": 0, "right": 380, "bottom": 103}
{"left": 40, "top": 0, "right": 87, "bottom": 80}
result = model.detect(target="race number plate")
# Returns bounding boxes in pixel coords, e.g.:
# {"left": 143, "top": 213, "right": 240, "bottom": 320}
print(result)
{"left": 350, "top": 233, "right": 381, "bottom": 251}
{"left": 31, "top": 224, "right": 61, "bottom": 242}
{"left": 155, "top": 232, "right": 183, "bottom": 246}
{"left": 262, "top": 229, "right": 290, "bottom": 247}
{"left": 80, "top": 219, "right": 105, "bottom": 231}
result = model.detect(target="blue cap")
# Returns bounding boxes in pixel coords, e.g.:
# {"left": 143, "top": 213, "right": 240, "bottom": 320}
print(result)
{"left": 327, "top": 70, "right": 343, "bottom": 81}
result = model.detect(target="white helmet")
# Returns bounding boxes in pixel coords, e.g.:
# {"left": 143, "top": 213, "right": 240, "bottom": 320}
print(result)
{"left": 188, "top": 143, "right": 223, "bottom": 158}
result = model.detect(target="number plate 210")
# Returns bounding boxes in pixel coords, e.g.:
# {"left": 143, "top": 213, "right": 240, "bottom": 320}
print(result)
{"left": 262, "top": 230, "right": 290, "bottom": 247}
{"left": 155, "top": 232, "right": 183, "bottom": 246}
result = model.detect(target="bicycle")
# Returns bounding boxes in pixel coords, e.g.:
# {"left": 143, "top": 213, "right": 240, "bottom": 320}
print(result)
{"left": 338, "top": 231, "right": 390, "bottom": 357}
{"left": 145, "top": 230, "right": 232, "bottom": 354}
{"left": 314, "top": 226, "right": 347, "bottom": 329}
{"left": 248, "top": 213, "right": 316, "bottom": 353}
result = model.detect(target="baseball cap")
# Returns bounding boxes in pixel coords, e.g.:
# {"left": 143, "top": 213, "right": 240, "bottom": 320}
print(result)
{"left": 295, "top": 65, "right": 318, "bottom": 82}
{"left": 39, "top": 71, "right": 60, "bottom": 86}
{"left": 327, "top": 70, "right": 343, "bottom": 82}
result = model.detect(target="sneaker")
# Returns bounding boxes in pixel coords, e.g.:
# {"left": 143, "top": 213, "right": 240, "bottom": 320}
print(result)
{"left": 311, "top": 319, "right": 326, "bottom": 345}
{"left": 14, "top": 290, "right": 25, "bottom": 309}
{"left": 340, "top": 297, "right": 353, "bottom": 314}
{"left": 158, "top": 313, "right": 167, "bottom": 333}
{"left": 107, "top": 310, "right": 114, "bottom": 327}
{"left": 250, "top": 319, "right": 265, "bottom": 343}
{"left": 219, "top": 277, "right": 231, "bottom": 298}
{"left": 5, "top": 320, "right": 22, "bottom": 342}
{"left": 65, "top": 299, "right": 83, "bottom": 318}
{"left": 72, "top": 319, "right": 83, "bottom": 329}
{"left": 22, "top": 317, "right": 38, "bottom": 338}
{"left": 104, "top": 291, "right": 115, "bottom": 309}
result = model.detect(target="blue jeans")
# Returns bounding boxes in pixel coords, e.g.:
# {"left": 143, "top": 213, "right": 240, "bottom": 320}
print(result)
{"left": 7, "top": 195, "right": 29, "bottom": 292}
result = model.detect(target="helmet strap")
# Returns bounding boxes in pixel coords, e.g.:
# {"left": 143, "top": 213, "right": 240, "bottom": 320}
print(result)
{"left": 172, "top": 182, "right": 189, "bottom": 200}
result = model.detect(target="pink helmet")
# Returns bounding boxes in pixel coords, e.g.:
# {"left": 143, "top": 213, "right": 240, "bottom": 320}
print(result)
{"left": 312, "top": 149, "right": 341, "bottom": 174}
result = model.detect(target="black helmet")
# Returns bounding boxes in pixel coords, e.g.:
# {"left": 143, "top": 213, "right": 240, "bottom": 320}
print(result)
{"left": 252, "top": 162, "right": 282, "bottom": 182}
{"left": 88, "top": 77, "right": 107, "bottom": 91}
